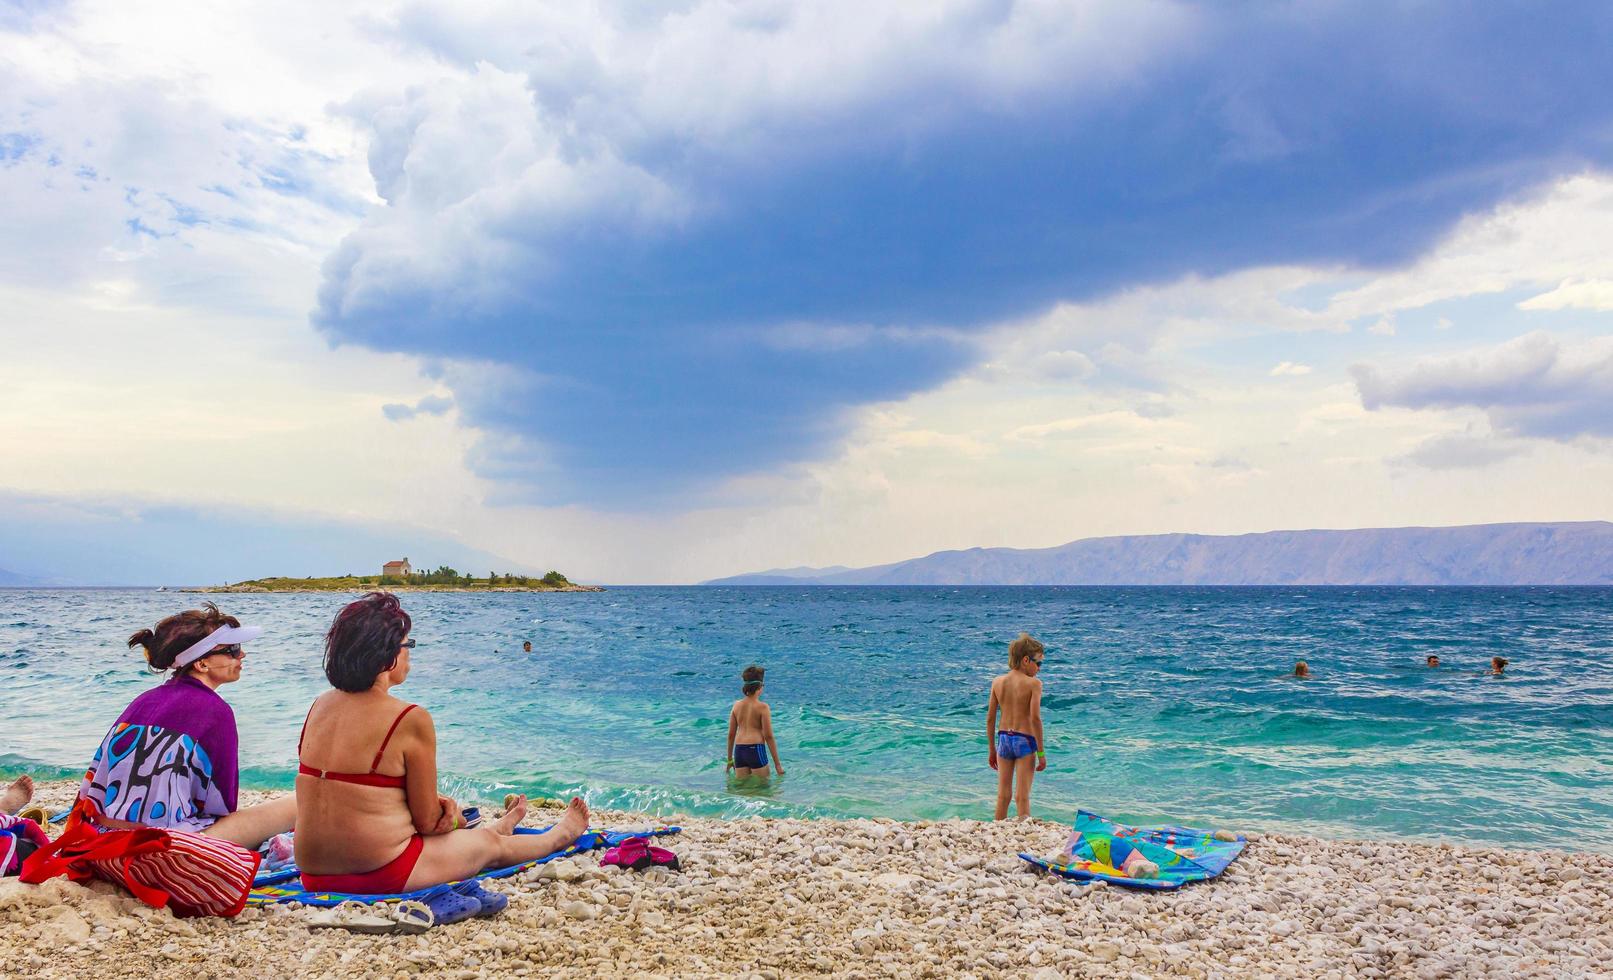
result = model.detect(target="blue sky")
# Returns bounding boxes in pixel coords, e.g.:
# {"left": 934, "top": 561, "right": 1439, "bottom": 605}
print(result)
{"left": 1, "top": 1, "right": 1611, "bottom": 583}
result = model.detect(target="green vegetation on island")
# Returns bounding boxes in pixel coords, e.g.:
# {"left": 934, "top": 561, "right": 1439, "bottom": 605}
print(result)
{"left": 189, "top": 566, "right": 602, "bottom": 593}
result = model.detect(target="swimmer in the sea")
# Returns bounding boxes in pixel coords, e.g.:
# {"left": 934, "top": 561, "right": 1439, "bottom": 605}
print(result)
{"left": 1488, "top": 656, "right": 1508, "bottom": 675}
{"left": 726, "top": 665, "right": 784, "bottom": 780}
{"left": 988, "top": 633, "right": 1046, "bottom": 821}
{"left": 1425, "top": 655, "right": 1440, "bottom": 668}
{"left": 1292, "top": 660, "right": 1310, "bottom": 678}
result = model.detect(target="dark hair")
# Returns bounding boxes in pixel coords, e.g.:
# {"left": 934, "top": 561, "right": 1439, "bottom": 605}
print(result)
{"left": 128, "top": 602, "right": 240, "bottom": 675}
{"left": 324, "top": 592, "right": 412, "bottom": 692}
{"left": 742, "top": 664, "right": 764, "bottom": 695}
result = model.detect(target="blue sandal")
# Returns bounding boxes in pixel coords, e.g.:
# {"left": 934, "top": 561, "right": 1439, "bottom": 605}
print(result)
{"left": 423, "top": 886, "right": 482, "bottom": 925}
{"left": 453, "top": 880, "right": 509, "bottom": 916}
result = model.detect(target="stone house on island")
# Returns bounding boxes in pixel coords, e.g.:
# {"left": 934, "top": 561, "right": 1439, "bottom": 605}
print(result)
{"left": 382, "top": 558, "right": 412, "bottom": 579}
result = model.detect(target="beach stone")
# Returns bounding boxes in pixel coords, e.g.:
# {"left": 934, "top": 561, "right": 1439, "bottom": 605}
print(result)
{"left": 41, "top": 908, "right": 92, "bottom": 944}
{"left": 539, "top": 859, "right": 587, "bottom": 882}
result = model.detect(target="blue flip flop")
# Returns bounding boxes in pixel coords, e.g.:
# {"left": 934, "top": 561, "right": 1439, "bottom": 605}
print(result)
{"left": 453, "top": 880, "right": 508, "bottom": 916}
{"left": 423, "top": 886, "right": 482, "bottom": 925}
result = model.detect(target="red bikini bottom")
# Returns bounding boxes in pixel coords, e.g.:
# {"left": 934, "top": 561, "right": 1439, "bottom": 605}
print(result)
{"left": 299, "top": 834, "right": 424, "bottom": 894}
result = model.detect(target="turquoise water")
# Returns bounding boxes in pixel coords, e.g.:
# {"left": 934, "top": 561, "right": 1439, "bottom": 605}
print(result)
{"left": 2, "top": 586, "right": 1610, "bottom": 852}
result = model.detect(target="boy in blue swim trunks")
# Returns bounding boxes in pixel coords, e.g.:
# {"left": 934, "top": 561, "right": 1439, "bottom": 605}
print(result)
{"left": 727, "top": 665, "right": 785, "bottom": 780}
{"left": 987, "top": 633, "right": 1046, "bottom": 820}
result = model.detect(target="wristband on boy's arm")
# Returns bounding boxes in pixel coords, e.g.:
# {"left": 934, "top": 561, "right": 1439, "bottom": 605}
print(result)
{"left": 1036, "top": 750, "right": 1046, "bottom": 757}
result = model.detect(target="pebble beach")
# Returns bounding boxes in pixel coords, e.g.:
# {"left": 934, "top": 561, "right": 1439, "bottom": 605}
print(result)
{"left": 3, "top": 783, "right": 1610, "bottom": 978}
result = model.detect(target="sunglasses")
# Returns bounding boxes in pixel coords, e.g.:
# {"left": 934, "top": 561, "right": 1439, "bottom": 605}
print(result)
{"left": 208, "top": 644, "right": 244, "bottom": 660}
{"left": 400, "top": 638, "right": 417, "bottom": 649}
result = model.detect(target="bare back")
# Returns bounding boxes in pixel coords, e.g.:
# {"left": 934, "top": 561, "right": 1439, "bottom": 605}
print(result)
{"left": 730, "top": 696, "right": 769, "bottom": 743}
{"left": 991, "top": 671, "right": 1040, "bottom": 733}
{"left": 294, "top": 690, "right": 429, "bottom": 873}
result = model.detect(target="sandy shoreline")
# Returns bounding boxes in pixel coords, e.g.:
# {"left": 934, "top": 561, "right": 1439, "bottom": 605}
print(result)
{"left": 3, "top": 782, "right": 1608, "bottom": 978}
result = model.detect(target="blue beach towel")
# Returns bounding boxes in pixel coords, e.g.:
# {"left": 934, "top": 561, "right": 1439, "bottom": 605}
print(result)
{"left": 248, "top": 824, "right": 680, "bottom": 907}
{"left": 1019, "top": 810, "right": 1245, "bottom": 891}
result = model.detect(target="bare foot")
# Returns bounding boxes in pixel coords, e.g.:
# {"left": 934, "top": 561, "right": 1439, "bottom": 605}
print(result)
{"left": 492, "top": 795, "right": 529, "bottom": 835}
{"left": 1, "top": 775, "right": 33, "bottom": 814}
{"left": 552, "top": 796, "right": 589, "bottom": 848}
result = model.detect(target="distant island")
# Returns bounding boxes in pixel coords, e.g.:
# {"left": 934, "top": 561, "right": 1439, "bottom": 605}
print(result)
{"left": 189, "top": 564, "right": 603, "bottom": 593}
{"left": 703, "top": 521, "right": 1613, "bottom": 586}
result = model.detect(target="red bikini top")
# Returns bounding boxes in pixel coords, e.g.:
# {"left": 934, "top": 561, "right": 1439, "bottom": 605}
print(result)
{"left": 297, "top": 702, "right": 416, "bottom": 789}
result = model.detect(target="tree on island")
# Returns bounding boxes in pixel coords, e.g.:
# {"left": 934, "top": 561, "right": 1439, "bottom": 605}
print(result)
{"left": 279, "top": 565, "right": 575, "bottom": 588}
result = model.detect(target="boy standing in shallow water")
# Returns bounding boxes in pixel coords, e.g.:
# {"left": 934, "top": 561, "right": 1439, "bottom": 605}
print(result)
{"left": 727, "top": 665, "right": 785, "bottom": 780}
{"left": 987, "top": 633, "right": 1046, "bottom": 821}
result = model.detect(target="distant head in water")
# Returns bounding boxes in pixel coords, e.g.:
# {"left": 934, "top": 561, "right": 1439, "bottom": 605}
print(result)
{"left": 1490, "top": 656, "right": 1508, "bottom": 675}
{"left": 1293, "top": 661, "right": 1310, "bottom": 678}
{"left": 1426, "top": 655, "right": 1440, "bottom": 668}
{"left": 522, "top": 641, "right": 532, "bottom": 653}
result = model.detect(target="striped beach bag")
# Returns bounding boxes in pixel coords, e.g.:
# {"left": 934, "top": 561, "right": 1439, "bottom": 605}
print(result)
{"left": 20, "top": 799, "right": 261, "bottom": 918}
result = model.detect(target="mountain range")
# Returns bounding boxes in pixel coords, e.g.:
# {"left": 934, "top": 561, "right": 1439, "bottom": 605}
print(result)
{"left": 0, "top": 567, "right": 50, "bottom": 587}
{"left": 701, "top": 522, "right": 1613, "bottom": 586}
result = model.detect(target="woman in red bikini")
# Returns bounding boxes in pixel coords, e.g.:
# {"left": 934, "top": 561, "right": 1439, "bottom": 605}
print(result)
{"left": 293, "top": 592, "right": 589, "bottom": 894}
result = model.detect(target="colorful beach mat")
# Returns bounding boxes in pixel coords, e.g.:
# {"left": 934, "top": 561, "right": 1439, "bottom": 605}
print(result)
{"left": 1019, "top": 810, "right": 1246, "bottom": 891}
{"left": 248, "top": 824, "right": 680, "bottom": 907}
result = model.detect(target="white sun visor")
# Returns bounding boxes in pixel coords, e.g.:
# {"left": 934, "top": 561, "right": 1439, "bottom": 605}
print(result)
{"left": 172, "top": 624, "right": 264, "bottom": 668}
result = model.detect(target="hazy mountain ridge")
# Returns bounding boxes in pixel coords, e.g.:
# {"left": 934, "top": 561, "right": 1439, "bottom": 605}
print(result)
{"left": 702, "top": 522, "right": 1613, "bottom": 586}
{"left": 0, "top": 567, "right": 50, "bottom": 587}
{"left": 705, "top": 564, "right": 856, "bottom": 585}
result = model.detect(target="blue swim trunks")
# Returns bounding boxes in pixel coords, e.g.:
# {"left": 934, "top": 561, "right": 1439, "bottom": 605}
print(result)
{"left": 733, "top": 743, "right": 768, "bottom": 769}
{"left": 995, "top": 730, "right": 1038, "bottom": 761}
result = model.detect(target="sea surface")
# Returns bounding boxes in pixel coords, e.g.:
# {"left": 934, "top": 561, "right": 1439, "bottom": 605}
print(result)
{"left": 2, "top": 586, "right": 1610, "bottom": 852}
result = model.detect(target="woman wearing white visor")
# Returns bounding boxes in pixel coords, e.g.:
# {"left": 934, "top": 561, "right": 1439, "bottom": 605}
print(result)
{"left": 77, "top": 603, "right": 296, "bottom": 848}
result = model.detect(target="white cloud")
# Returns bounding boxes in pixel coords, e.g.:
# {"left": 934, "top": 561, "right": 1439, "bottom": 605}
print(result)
{"left": 1397, "top": 432, "right": 1527, "bottom": 470}
{"left": 1325, "top": 175, "right": 1613, "bottom": 319}
{"left": 1352, "top": 331, "right": 1613, "bottom": 440}
{"left": 1518, "top": 277, "right": 1613, "bottom": 312}
{"left": 0, "top": 279, "right": 484, "bottom": 528}
{"left": 1006, "top": 410, "right": 1178, "bottom": 445}
{"left": 1031, "top": 350, "right": 1099, "bottom": 382}
{"left": 382, "top": 394, "right": 454, "bottom": 421}
{"left": 1270, "top": 361, "right": 1313, "bottom": 376}
{"left": 1367, "top": 315, "right": 1397, "bottom": 336}
{"left": 378, "top": 1, "right": 1194, "bottom": 145}
{"left": 0, "top": 4, "right": 406, "bottom": 294}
